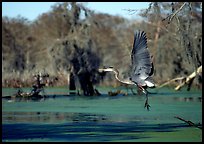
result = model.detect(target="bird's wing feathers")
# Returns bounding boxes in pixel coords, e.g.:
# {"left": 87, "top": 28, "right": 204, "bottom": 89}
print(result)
{"left": 131, "top": 31, "right": 153, "bottom": 84}
{"left": 149, "top": 62, "right": 154, "bottom": 77}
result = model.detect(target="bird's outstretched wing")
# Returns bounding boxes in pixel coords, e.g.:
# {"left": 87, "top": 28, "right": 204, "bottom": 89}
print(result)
{"left": 130, "top": 31, "right": 153, "bottom": 85}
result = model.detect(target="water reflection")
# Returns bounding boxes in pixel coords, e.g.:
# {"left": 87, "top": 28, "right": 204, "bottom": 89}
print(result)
{"left": 2, "top": 88, "right": 202, "bottom": 142}
{"left": 173, "top": 97, "right": 202, "bottom": 102}
{"left": 3, "top": 94, "right": 202, "bottom": 103}
{"left": 2, "top": 119, "right": 189, "bottom": 142}
{"left": 2, "top": 95, "right": 65, "bottom": 102}
{"left": 2, "top": 112, "right": 108, "bottom": 123}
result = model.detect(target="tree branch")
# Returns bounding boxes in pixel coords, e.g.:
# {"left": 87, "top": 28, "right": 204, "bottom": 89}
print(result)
{"left": 174, "top": 116, "right": 202, "bottom": 130}
{"left": 157, "top": 65, "right": 202, "bottom": 90}
{"left": 163, "top": 2, "right": 188, "bottom": 23}
{"left": 157, "top": 77, "right": 185, "bottom": 88}
{"left": 175, "top": 65, "right": 202, "bottom": 90}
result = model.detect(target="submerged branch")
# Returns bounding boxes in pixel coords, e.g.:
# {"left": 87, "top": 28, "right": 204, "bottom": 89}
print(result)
{"left": 174, "top": 116, "right": 202, "bottom": 130}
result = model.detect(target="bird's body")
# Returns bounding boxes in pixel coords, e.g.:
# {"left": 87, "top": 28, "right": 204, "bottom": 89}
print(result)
{"left": 98, "top": 31, "right": 155, "bottom": 110}
{"left": 130, "top": 31, "right": 154, "bottom": 88}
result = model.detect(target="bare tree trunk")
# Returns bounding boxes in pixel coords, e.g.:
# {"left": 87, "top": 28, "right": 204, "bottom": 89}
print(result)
{"left": 153, "top": 21, "right": 161, "bottom": 53}
{"left": 69, "top": 72, "right": 76, "bottom": 95}
{"left": 78, "top": 71, "right": 95, "bottom": 96}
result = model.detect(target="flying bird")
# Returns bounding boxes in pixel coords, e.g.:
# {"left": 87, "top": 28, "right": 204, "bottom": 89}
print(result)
{"left": 98, "top": 31, "right": 155, "bottom": 110}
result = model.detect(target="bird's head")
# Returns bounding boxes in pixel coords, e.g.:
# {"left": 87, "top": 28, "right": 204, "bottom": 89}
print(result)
{"left": 98, "top": 66, "right": 115, "bottom": 73}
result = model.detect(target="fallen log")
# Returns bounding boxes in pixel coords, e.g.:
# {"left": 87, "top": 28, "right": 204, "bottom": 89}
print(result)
{"left": 175, "top": 65, "right": 202, "bottom": 90}
{"left": 157, "top": 77, "right": 185, "bottom": 89}
{"left": 157, "top": 65, "right": 202, "bottom": 90}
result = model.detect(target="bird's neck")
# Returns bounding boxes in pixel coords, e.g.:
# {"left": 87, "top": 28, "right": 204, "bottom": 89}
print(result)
{"left": 113, "top": 70, "right": 134, "bottom": 85}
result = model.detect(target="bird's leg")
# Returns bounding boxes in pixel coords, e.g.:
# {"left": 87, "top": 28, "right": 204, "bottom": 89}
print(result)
{"left": 125, "top": 85, "right": 129, "bottom": 95}
{"left": 138, "top": 85, "right": 150, "bottom": 111}
{"left": 144, "top": 90, "right": 150, "bottom": 111}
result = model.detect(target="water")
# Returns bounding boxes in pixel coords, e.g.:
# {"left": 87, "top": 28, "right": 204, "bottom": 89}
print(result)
{"left": 2, "top": 87, "right": 202, "bottom": 142}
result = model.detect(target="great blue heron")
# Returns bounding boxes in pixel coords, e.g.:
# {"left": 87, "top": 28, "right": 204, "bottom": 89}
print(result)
{"left": 99, "top": 31, "right": 155, "bottom": 110}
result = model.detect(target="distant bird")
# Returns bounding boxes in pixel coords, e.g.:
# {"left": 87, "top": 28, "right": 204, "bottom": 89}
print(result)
{"left": 98, "top": 31, "right": 155, "bottom": 110}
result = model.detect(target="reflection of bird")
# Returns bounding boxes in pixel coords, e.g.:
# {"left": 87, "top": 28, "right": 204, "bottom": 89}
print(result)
{"left": 99, "top": 31, "right": 155, "bottom": 110}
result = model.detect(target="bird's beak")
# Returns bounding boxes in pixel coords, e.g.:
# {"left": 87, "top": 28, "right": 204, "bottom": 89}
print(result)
{"left": 98, "top": 68, "right": 113, "bottom": 72}
{"left": 98, "top": 68, "right": 105, "bottom": 72}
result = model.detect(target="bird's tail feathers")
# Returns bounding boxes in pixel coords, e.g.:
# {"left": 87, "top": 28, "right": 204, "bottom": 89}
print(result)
{"left": 145, "top": 77, "right": 155, "bottom": 88}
